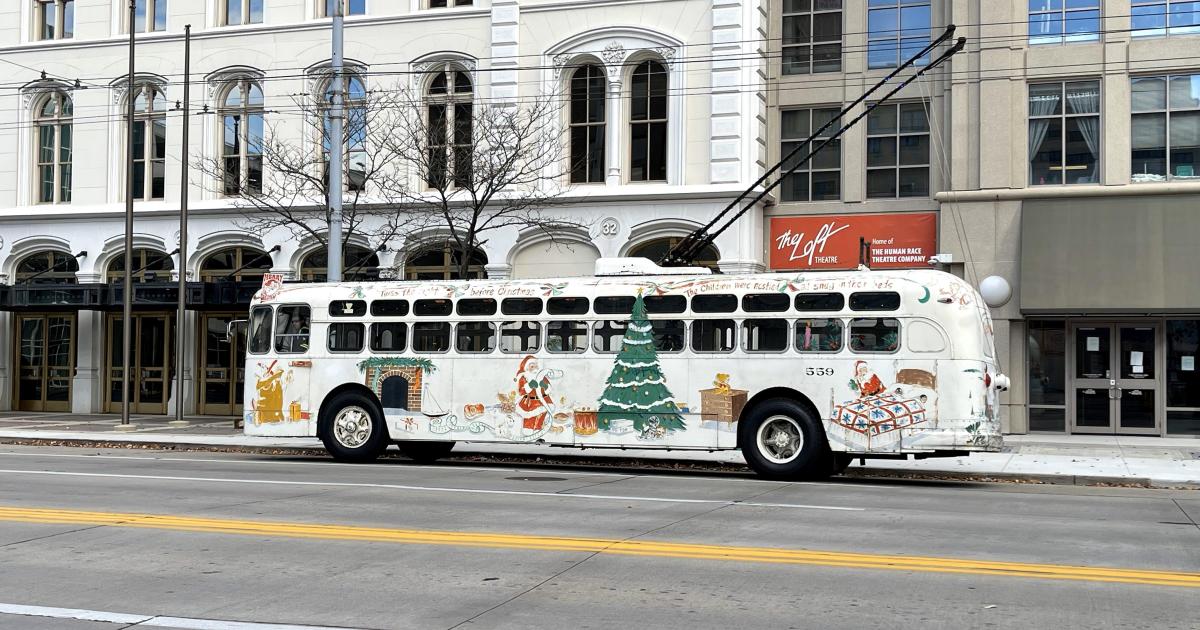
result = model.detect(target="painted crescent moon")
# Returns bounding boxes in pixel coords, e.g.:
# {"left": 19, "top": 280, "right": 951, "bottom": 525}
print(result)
{"left": 918, "top": 286, "right": 931, "bottom": 304}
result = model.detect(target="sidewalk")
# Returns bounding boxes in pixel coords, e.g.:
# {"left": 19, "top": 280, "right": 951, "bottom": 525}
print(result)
{"left": 1, "top": 411, "right": 1197, "bottom": 488}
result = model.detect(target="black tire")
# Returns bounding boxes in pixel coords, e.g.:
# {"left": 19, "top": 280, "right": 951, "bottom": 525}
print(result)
{"left": 397, "top": 441, "right": 456, "bottom": 464}
{"left": 319, "top": 391, "right": 388, "bottom": 462}
{"left": 739, "top": 398, "right": 831, "bottom": 480}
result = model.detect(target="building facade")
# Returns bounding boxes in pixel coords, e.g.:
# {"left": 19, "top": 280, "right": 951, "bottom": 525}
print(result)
{"left": 0, "top": 0, "right": 769, "bottom": 416}
{"left": 765, "top": 0, "right": 1200, "bottom": 436}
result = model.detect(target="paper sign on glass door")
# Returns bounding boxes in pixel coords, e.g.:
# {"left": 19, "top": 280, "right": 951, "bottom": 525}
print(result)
{"left": 1184, "top": 356, "right": 1196, "bottom": 372}
{"left": 1086, "top": 337, "right": 1099, "bottom": 352}
{"left": 1130, "top": 351, "right": 1144, "bottom": 367}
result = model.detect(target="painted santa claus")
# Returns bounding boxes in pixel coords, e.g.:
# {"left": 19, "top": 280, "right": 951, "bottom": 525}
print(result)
{"left": 852, "top": 360, "right": 886, "bottom": 398}
{"left": 516, "top": 355, "right": 561, "bottom": 430}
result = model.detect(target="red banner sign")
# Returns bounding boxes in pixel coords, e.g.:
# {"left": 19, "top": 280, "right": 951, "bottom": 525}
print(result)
{"left": 769, "top": 212, "right": 937, "bottom": 270}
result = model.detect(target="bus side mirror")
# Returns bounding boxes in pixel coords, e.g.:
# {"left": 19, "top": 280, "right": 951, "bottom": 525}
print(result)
{"left": 225, "top": 319, "right": 248, "bottom": 343}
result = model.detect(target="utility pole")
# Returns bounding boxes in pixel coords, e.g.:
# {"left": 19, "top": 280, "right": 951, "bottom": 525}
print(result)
{"left": 174, "top": 24, "right": 191, "bottom": 425}
{"left": 327, "top": 0, "right": 345, "bottom": 282}
{"left": 119, "top": 0, "right": 136, "bottom": 428}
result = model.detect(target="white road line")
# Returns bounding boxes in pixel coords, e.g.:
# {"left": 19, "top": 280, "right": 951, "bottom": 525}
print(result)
{"left": 0, "top": 468, "right": 865, "bottom": 511}
{"left": 0, "top": 602, "right": 366, "bottom": 629}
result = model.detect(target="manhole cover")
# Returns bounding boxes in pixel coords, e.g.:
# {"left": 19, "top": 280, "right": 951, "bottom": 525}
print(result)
{"left": 505, "top": 476, "right": 568, "bottom": 482}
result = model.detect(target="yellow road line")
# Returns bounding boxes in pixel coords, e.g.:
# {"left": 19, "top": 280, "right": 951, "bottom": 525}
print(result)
{"left": 1, "top": 505, "right": 1197, "bottom": 588}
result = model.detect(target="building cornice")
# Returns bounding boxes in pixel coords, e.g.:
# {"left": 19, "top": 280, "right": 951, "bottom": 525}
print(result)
{"left": 935, "top": 182, "right": 1200, "bottom": 203}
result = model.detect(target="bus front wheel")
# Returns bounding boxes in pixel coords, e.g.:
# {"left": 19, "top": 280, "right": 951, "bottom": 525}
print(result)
{"left": 320, "top": 392, "right": 388, "bottom": 462}
{"left": 740, "top": 398, "right": 831, "bottom": 480}
{"left": 397, "top": 441, "right": 456, "bottom": 464}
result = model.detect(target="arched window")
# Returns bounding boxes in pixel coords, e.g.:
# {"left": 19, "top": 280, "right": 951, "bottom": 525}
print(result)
{"left": 220, "top": 80, "right": 265, "bottom": 196}
{"left": 426, "top": 67, "right": 473, "bottom": 189}
{"left": 300, "top": 245, "right": 379, "bottom": 282}
{"left": 107, "top": 248, "right": 174, "bottom": 283}
{"left": 629, "top": 60, "right": 668, "bottom": 182}
{"left": 129, "top": 83, "right": 168, "bottom": 200}
{"left": 320, "top": 74, "right": 368, "bottom": 191}
{"left": 199, "top": 246, "right": 271, "bottom": 282}
{"left": 16, "top": 251, "right": 78, "bottom": 285}
{"left": 569, "top": 64, "right": 606, "bottom": 184}
{"left": 629, "top": 237, "right": 719, "bottom": 271}
{"left": 404, "top": 243, "right": 487, "bottom": 280}
{"left": 35, "top": 92, "right": 73, "bottom": 204}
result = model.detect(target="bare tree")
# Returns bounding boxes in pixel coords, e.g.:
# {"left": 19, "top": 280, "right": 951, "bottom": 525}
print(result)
{"left": 376, "top": 82, "right": 586, "bottom": 279}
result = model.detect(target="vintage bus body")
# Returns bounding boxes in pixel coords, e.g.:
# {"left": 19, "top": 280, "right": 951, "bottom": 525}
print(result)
{"left": 243, "top": 265, "right": 1007, "bottom": 478}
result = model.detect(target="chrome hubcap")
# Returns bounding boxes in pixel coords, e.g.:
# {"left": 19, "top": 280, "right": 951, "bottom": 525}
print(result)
{"left": 333, "top": 406, "right": 373, "bottom": 449}
{"left": 756, "top": 415, "right": 804, "bottom": 465}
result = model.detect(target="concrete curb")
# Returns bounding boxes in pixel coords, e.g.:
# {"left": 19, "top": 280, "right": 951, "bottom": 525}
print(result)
{"left": 3, "top": 434, "right": 1196, "bottom": 489}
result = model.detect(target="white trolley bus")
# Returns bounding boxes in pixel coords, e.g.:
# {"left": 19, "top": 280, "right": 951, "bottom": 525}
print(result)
{"left": 242, "top": 260, "right": 1008, "bottom": 479}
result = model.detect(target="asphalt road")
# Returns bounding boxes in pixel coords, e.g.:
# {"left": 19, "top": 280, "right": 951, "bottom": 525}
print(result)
{"left": 0, "top": 445, "right": 1196, "bottom": 630}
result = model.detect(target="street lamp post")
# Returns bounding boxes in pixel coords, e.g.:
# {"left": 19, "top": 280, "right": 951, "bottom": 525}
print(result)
{"left": 174, "top": 24, "right": 191, "bottom": 425}
{"left": 327, "top": 0, "right": 345, "bottom": 282}
{"left": 119, "top": 0, "right": 136, "bottom": 429}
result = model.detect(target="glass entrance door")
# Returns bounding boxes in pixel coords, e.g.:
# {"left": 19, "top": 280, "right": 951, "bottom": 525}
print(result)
{"left": 199, "top": 314, "right": 245, "bottom": 416}
{"left": 107, "top": 314, "right": 173, "bottom": 414}
{"left": 15, "top": 314, "right": 75, "bottom": 412}
{"left": 1071, "top": 324, "right": 1161, "bottom": 434}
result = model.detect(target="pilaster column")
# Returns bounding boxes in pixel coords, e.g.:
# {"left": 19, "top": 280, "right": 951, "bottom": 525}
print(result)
{"left": 605, "top": 79, "right": 623, "bottom": 186}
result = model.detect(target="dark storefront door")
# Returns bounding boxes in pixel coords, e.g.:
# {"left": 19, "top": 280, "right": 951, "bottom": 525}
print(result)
{"left": 107, "top": 314, "right": 173, "bottom": 415}
{"left": 15, "top": 314, "right": 74, "bottom": 412}
{"left": 1071, "top": 324, "right": 1161, "bottom": 434}
{"left": 199, "top": 314, "right": 245, "bottom": 416}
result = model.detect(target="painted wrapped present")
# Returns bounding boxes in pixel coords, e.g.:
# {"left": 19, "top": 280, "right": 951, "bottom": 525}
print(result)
{"left": 573, "top": 408, "right": 598, "bottom": 435}
{"left": 830, "top": 393, "right": 928, "bottom": 450}
{"left": 700, "top": 388, "right": 748, "bottom": 423}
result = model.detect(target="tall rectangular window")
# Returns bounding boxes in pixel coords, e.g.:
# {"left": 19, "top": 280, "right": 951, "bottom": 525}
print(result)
{"left": 133, "top": 0, "right": 167, "bottom": 32}
{"left": 866, "top": 0, "right": 930, "bottom": 69}
{"left": 782, "top": 0, "right": 842, "bottom": 75}
{"left": 866, "top": 102, "right": 930, "bottom": 198}
{"left": 1131, "top": 74, "right": 1200, "bottom": 182}
{"left": 780, "top": 107, "right": 840, "bottom": 201}
{"left": 225, "top": 0, "right": 263, "bottom": 25}
{"left": 1132, "top": 1, "right": 1200, "bottom": 37}
{"left": 1028, "top": 80, "right": 1100, "bottom": 185}
{"left": 324, "top": 0, "right": 366, "bottom": 16}
{"left": 1028, "top": 0, "right": 1100, "bottom": 45}
{"left": 429, "top": 0, "right": 474, "bottom": 6}
{"left": 569, "top": 64, "right": 606, "bottom": 184}
{"left": 629, "top": 60, "right": 668, "bottom": 182}
{"left": 36, "top": 1, "right": 73, "bottom": 40}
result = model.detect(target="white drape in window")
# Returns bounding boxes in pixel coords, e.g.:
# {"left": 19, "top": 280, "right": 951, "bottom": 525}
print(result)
{"left": 1028, "top": 93, "right": 1061, "bottom": 160}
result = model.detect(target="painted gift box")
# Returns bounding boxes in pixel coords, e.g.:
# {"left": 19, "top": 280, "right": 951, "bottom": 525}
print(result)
{"left": 830, "top": 393, "right": 928, "bottom": 450}
{"left": 700, "top": 388, "right": 748, "bottom": 423}
{"left": 573, "top": 409, "right": 598, "bottom": 435}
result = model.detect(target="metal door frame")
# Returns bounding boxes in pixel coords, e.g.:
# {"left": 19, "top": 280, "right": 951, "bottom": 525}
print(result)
{"left": 197, "top": 312, "right": 244, "bottom": 416}
{"left": 13, "top": 313, "right": 75, "bottom": 413}
{"left": 1067, "top": 320, "right": 1164, "bottom": 435}
{"left": 105, "top": 313, "right": 172, "bottom": 415}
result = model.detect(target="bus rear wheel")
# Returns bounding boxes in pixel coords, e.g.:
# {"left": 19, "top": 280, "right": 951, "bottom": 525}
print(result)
{"left": 740, "top": 398, "right": 831, "bottom": 480}
{"left": 320, "top": 392, "right": 387, "bottom": 463}
{"left": 397, "top": 441, "right": 456, "bottom": 464}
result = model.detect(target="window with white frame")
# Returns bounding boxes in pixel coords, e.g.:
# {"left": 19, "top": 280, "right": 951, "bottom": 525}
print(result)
{"left": 629, "top": 60, "right": 668, "bottom": 182}
{"left": 429, "top": 0, "right": 473, "bottom": 7}
{"left": 866, "top": 0, "right": 930, "bottom": 69}
{"left": 35, "top": 1, "right": 74, "bottom": 40}
{"left": 866, "top": 102, "right": 930, "bottom": 198}
{"left": 129, "top": 83, "right": 167, "bottom": 200}
{"left": 323, "top": 0, "right": 365, "bottom": 16}
{"left": 1132, "top": 1, "right": 1200, "bottom": 37}
{"left": 220, "top": 80, "right": 265, "bottom": 195}
{"left": 780, "top": 107, "right": 840, "bottom": 201}
{"left": 425, "top": 67, "right": 473, "bottom": 189}
{"left": 1132, "top": 74, "right": 1200, "bottom": 182}
{"left": 320, "top": 74, "right": 368, "bottom": 191}
{"left": 1028, "top": 0, "right": 1100, "bottom": 45}
{"left": 1028, "top": 80, "right": 1101, "bottom": 186}
{"left": 569, "top": 64, "right": 606, "bottom": 184}
{"left": 132, "top": 0, "right": 166, "bottom": 32}
{"left": 782, "top": 0, "right": 842, "bottom": 75}
{"left": 224, "top": 0, "right": 263, "bottom": 25}
{"left": 34, "top": 92, "right": 72, "bottom": 204}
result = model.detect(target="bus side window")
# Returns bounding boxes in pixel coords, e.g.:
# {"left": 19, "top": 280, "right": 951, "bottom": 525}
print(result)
{"left": 692, "top": 319, "right": 735, "bottom": 352}
{"left": 457, "top": 322, "right": 497, "bottom": 353}
{"left": 907, "top": 320, "right": 947, "bottom": 353}
{"left": 274, "top": 306, "right": 310, "bottom": 354}
{"left": 329, "top": 300, "right": 366, "bottom": 317}
{"left": 248, "top": 306, "right": 272, "bottom": 354}
{"left": 644, "top": 295, "right": 686, "bottom": 314}
{"left": 412, "top": 322, "right": 451, "bottom": 353}
{"left": 850, "top": 318, "right": 900, "bottom": 353}
{"left": 595, "top": 296, "right": 635, "bottom": 315}
{"left": 652, "top": 320, "right": 685, "bottom": 353}
{"left": 371, "top": 300, "right": 409, "bottom": 317}
{"left": 370, "top": 322, "right": 408, "bottom": 353}
{"left": 501, "top": 298, "right": 543, "bottom": 316}
{"left": 457, "top": 299, "right": 497, "bottom": 317}
{"left": 743, "top": 319, "right": 788, "bottom": 352}
{"left": 547, "top": 321, "right": 587, "bottom": 353}
{"left": 548, "top": 297, "right": 589, "bottom": 315}
{"left": 500, "top": 321, "right": 540, "bottom": 353}
{"left": 849, "top": 292, "right": 900, "bottom": 311}
{"left": 691, "top": 294, "right": 737, "bottom": 313}
{"left": 415, "top": 299, "right": 452, "bottom": 316}
{"left": 328, "top": 323, "right": 365, "bottom": 353}
{"left": 795, "top": 318, "right": 843, "bottom": 352}
{"left": 592, "top": 320, "right": 627, "bottom": 353}
{"left": 795, "top": 292, "right": 844, "bottom": 311}
{"left": 743, "top": 293, "right": 790, "bottom": 313}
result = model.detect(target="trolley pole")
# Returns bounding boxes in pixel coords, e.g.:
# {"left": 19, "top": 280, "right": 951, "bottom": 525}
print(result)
{"left": 327, "top": 0, "right": 345, "bottom": 282}
{"left": 119, "top": 0, "right": 136, "bottom": 428}
{"left": 174, "top": 25, "right": 191, "bottom": 424}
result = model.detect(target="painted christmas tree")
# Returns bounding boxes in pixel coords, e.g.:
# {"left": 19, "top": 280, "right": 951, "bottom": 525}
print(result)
{"left": 597, "top": 293, "right": 686, "bottom": 437}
